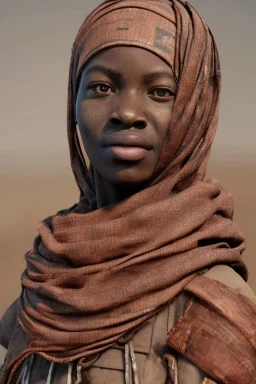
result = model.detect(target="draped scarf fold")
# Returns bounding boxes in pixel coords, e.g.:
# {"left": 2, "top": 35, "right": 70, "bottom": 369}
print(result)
{"left": 0, "top": 1, "right": 249, "bottom": 383}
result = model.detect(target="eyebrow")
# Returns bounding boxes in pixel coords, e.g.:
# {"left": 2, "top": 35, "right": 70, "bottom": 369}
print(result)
{"left": 84, "top": 64, "right": 176, "bottom": 83}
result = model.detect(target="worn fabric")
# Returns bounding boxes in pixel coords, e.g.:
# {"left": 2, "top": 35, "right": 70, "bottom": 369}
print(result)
{"left": 2, "top": 279, "right": 208, "bottom": 384}
{"left": 5, "top": 265, "right": 256, "bottom": 383}
{"left": 73, "top": 0, "right": 177, "bottom": 80}
{"left": 20, "top": 297, "right": 178, "bottom": 384}
{"left": 0, "top": 0, "right": 251, "bottom": 383}
{"left": 167, "top": 266, "right": 256, "bottom": 383}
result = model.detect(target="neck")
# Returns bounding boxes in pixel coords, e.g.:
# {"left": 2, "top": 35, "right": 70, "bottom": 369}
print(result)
{"left": 94, "top": 170, "right": 144, "bottom": 209}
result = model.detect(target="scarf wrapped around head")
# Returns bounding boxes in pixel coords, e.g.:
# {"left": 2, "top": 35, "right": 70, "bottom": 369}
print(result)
{"left": 0, "top": 1, "right": 248, "bottom": 382}
{"left": 68, "top": 0, "right": 221, "bottom": 203}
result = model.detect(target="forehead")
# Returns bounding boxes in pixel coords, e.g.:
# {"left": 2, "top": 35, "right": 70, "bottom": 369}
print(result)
{"left": 81, "top": 46, "right": 174, "bottom": 79}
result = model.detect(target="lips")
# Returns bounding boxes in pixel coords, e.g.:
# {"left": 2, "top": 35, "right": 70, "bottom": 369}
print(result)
{"left": 101, "top": 132, "right": 153, "bottom": 149}
{"left": 101, "top": 133, "right": 153, "bottom": 161}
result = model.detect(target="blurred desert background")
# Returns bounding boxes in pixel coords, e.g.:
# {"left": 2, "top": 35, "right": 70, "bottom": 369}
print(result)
{"left": 0, "top": 0, "right": 255, "bottom": 363}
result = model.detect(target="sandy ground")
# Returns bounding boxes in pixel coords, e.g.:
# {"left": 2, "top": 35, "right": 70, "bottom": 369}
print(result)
{"left": 1, "top": 160, "right": 256, "bottom": 363}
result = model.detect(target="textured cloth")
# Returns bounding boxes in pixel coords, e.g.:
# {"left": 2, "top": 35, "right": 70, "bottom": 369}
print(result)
{"left": 3, "top": 267, "right": 255, "bottom": 383}
{"left": 18, "top": 290, "right": 205, "bottom": 383}
{"left": 0, "top": 0, "right": 250, "bottom": 383}
{"left": 74, "top": 0, "right": 176, "bottom": 76}
{"left": 167, "top": 274, "right": 256, "bottom": 383}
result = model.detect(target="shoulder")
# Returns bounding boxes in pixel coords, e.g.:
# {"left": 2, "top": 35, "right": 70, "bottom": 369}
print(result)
{"left": 167, "top": 265, "right": 256, "bottom": 383}
{"left": 0, "top": 299, "right": 18, "bottom": 349}
{"left": 203, "top": 264, "right": 256, "bottom": 304}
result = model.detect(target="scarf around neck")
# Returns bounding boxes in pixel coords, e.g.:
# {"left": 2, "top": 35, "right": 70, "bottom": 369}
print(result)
{"left": 1, "top": 1, "right": 248, "bottom": 382}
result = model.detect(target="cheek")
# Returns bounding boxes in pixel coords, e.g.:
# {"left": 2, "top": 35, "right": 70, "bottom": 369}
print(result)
{"left": 75, "top": 97, "right": 104, "bottom": 148}
{"left": 153, "top": 109, "right": 173, "bottom": 152}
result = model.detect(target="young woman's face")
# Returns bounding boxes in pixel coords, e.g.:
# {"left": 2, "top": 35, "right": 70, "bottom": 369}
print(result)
{"left": 76, "top": 46, "right": 176, "bottom": 185}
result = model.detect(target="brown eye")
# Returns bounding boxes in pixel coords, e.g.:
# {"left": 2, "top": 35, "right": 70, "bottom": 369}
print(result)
{"left": 90, "top": 83, "right": 112, "bottom": 93}
{"left": 153, "top": 88, "right": 174, "bottom": 98}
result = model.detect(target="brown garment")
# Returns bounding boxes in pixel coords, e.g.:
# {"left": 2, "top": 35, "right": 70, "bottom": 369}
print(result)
{"left": 0, "top": 179, "right": 247, "bottom": 383}
{"left": 1, "top": 283, "right": 208, "bottom": 384}
{"left": 0, "top": 0, "right": 253, "bottom": 382}
{"left": 3, "top": 265, "right": 255, "bottom": 383}
{"left": 74, "top": 1, "right": 177, "bottom": 76}
{"left": 167, "top": 265, "right": 256, "bottom": 384}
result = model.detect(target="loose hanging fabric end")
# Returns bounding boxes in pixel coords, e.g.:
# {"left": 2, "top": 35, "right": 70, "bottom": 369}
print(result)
{"left": 124, "top": 341, "right": 139, "bottom": 384}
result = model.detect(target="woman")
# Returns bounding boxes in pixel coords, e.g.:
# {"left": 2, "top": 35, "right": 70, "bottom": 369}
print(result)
{"left": 1, "top": 0, "right": 256, "bottom": 383}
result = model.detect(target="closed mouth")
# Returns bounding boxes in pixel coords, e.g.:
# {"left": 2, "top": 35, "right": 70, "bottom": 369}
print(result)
{"left": 101, "top": 132, "right": 153, "bottom": 150}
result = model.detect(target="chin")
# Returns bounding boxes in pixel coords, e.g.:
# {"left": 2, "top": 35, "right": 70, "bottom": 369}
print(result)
{"left": 107, "top": 168, "right": 152, "bottom": 186}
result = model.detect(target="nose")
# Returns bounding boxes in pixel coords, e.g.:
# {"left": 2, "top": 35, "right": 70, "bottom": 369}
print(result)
{"left": 109, "top": 93, "right": 147, "bottom": 130}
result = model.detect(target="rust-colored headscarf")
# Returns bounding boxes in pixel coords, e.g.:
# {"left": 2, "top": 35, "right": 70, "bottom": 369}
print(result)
{"left": 0, "top": 1, "right": 249, "bottom": 383}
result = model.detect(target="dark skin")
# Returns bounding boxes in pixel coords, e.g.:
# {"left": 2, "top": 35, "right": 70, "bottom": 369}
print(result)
{"left": 76, "top": 46, "right": 176, "bottom": 208}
